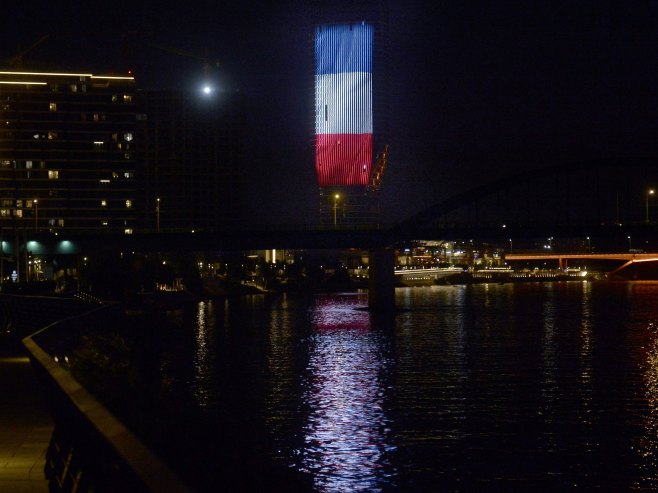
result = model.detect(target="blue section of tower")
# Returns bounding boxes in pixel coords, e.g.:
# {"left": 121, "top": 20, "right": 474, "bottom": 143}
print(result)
{"left": 315, "top": 23, "right": 373, "bottom": 76}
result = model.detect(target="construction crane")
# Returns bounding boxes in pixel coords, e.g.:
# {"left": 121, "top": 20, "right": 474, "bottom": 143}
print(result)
{"left": 146, "top": 41, "right": 219, "bottom": 78}
{"left": 122, "top": 33, "right": 219, "bottom": 94}
{"left": 367, "top": 144, "right": 390, "bottom": 194}
{"left": 7, "top": 35, "right": 49, "bottom": 69}
{"left": 147, "top": 41, "right": 220, "bottom": 94}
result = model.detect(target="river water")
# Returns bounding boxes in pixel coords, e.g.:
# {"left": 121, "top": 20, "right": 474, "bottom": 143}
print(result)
{"left": 159, "top": 281, "right": 658, "bottom": 492}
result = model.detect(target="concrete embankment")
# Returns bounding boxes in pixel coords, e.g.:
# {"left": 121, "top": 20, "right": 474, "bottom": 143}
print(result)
{"left": 0, "top": 294, "right": 101, "bottom": 493}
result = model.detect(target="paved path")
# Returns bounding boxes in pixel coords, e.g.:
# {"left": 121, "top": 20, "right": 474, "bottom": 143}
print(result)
{"left": 0, "top": 342, "right": 52, "bottom": 493}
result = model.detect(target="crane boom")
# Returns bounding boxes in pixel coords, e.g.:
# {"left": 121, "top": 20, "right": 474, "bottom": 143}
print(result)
{"left": 8, "top": 35, "right": 49, "bottom": 68}
{"left": 141, "top": 40, "right": 219, "bottom": 77}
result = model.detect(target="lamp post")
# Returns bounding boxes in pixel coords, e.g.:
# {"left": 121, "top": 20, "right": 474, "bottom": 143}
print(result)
{"left": 333, "top": 194, "right": 340, "bottom": 226}
{"left": 586, "top": 236, "right": 590, "bottom": 252}
{"left": 509, "top": 238, "right": 513, "bottom": 253}
{"left": 156, "top": 198, "right": 160, "bottom": 233}
{"left": 628, "top": 235, "right": 632, "bottom": 252}
{"left": 646, "top": 189, "right": 655, "bottom": 223}
{"left": 33, "top": 199, "right": 38, "bottom": 232}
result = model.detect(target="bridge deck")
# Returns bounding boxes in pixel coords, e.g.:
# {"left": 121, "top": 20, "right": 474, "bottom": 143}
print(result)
{"left": 505, "top": 253, "right": 658, "bottom": 261}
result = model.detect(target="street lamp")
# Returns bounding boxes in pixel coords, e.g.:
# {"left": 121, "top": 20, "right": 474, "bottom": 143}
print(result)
{"left": 509, "top": 238, "right": 513, "bottom": 253}
{"left": 586, "top": 236, "right": 590, "bottom": 252}
{"left": 646, "top": 189, "right": 655, "bottom": 223}
{"left": 33, "top": 199, "right": 38, "bottom": 232}
{"left": 333, "top": 194, "right": 340, "bottom": 226}
{"left": 628, "top": 235, "right": 632, "bottom": 251}
{"left": 156, "top": 198, "right": 161, "bottom": 233}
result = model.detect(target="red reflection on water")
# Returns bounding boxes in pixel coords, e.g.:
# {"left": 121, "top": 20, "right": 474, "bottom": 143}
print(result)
{"left": 311, "top": 293, "right": 370, "bottom": 332}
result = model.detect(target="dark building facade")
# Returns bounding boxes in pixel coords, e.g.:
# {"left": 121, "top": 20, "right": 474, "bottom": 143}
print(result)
{"left": 0, "top": 70, "right": 137, "bottom": 234}
{"left": 136, "top": 89, "right": 244, "bottom": 232}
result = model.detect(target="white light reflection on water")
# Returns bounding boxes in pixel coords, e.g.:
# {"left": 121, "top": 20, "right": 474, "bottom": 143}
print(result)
{"left": 539, "top": 284, "right": 558, "bottom": 452}
{"left": 299, "top": 294, "right": 394, "bottom": 492}
{"left": 637, "top": 320, "right": 658, "bottom": 489}
{"left": 632, "top": 283, "right": 658, "bottom": 489}
{"left": 578, "top": 283, "right": 594, "bottom": 431}
{"left": 192, "top": 300, "right": 216, "bottom": 410}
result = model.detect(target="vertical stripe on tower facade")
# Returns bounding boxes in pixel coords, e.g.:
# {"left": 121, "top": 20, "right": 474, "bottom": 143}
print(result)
{"left": 315, "top": 23, "right": 373, "bottom": 186}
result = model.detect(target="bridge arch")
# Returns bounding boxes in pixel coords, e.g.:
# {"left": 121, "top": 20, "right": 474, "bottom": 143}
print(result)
{"left": 395, "top": 157, "right": 658, "bottom": 234}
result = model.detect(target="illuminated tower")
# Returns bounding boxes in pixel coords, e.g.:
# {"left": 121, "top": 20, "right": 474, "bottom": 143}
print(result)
{"left": 314, "top": 17, "right": 388, "bottom": 227}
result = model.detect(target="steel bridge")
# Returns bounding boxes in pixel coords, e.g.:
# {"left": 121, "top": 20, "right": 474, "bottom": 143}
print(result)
{"left": 505, "top": 252, "right": 658, "bottom": 277}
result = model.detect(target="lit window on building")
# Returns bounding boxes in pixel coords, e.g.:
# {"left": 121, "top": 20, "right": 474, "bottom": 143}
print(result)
{"left": 124, "top": 152, "right": 131, "bottom": 160}
{"left": 125, "top": 199, "right": 132, "bottom": 208}
{"left": 112, "top": 172, "right": 119, "bottom": 178}
{"left": 0, "top": 210, "right": 9, "bottom": 217}
{"left": 93, "top": 141, "right": 104, "bottom": 149}
{"left": 123, "top": 95, "right": 132, "bottom": 103}
{"left": 26, "top": 200, "right": 33, "bottom": 208}
{"left": 16, "top": 200, "right": 22, "bottom": 208}
{"left": 124, "top": 132, "right": 133, "bottom": 141}
{"left": 101, "top": 220, "right": 109, "bottom": 226}
{"left": 26, "top": 161, "right": 32, "bottom": 169}
{"left": 14, "top": 210, "right": 22, "bottom": 218}
{"left": 70, "top": 84, "right": 77, "bottom": 92}
{"left": 93, "top": 113, "right": 100, "bottom": 121}
{"left": 57, "top": 219, "right": 64, "bottom": 227}
{"left": 47, "top": 132, "right": 57, "bottom": 140}
{"left": 101, "top": 200, "right": 107, "bottom": 207}
{"left": 111, "top": 95, "right": 118, "bottom": 103}
{"left": 124, "top": 172, "right": 133, "bottom": 179}
{"left": 2, "top": 200, "right": 11, "bottom": 207}
{"left": 48, "top": 170, "right": 59, "bottom": 179}
{"left": 124, "top": 228, "right": 133, "bottom": 235}
{"left": 49, "top": 102, "right": 57, "bottom": 112}
{"left": 1, "top": 160, "right": 10, "bottom": 168}
{"left": 111, "top": 133, "right": 118, "bottom": 141}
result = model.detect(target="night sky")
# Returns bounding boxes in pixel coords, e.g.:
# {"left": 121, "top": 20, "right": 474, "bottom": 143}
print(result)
{"left": 3, "top": 1, "right": 658, "bottom": 226}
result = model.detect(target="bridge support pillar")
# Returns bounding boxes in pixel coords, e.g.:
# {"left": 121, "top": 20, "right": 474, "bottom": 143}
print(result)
{"left": 368, "top": 247, "right": 395, "bottom": 311}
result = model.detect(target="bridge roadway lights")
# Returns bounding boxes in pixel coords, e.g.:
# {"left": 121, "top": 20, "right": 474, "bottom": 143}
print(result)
{"left": 368, "top": 247, "right": 396, "bottom": 311}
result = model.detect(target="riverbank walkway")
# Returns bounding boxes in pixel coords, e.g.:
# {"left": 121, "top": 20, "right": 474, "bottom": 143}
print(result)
{"left": 0, "top": 341, "right": 51, "bottom": 493}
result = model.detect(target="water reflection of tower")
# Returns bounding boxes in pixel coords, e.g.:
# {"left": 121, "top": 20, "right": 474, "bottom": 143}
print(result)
{"left": 301, "top": 294, "right": 394, "bottom": 491}
{"left": 313, "top": 5, "right": 389, "bottom": 228}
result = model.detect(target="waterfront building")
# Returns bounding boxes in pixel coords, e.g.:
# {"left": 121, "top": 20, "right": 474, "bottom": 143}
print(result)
{"left": 0, "top": 70, "right": 137, "bottom": 234}
{"left": 136, "top": 89, "right": 244, "bottom": 231}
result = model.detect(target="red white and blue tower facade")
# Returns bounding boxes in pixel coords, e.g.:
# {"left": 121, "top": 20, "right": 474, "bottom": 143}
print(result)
{"left": 314, "top": 15, "right": 388, "bottom": 227}
{"left": 315, "top": 22, "right": 373, "bottom": 187}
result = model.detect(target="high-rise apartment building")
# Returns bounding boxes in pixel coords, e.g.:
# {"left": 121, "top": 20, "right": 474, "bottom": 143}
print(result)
{"left": 136, "top": 89, "right": 244, "bottom": 232}
{"left": 0, "top": 70, "right": 137, "bottom": 234}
